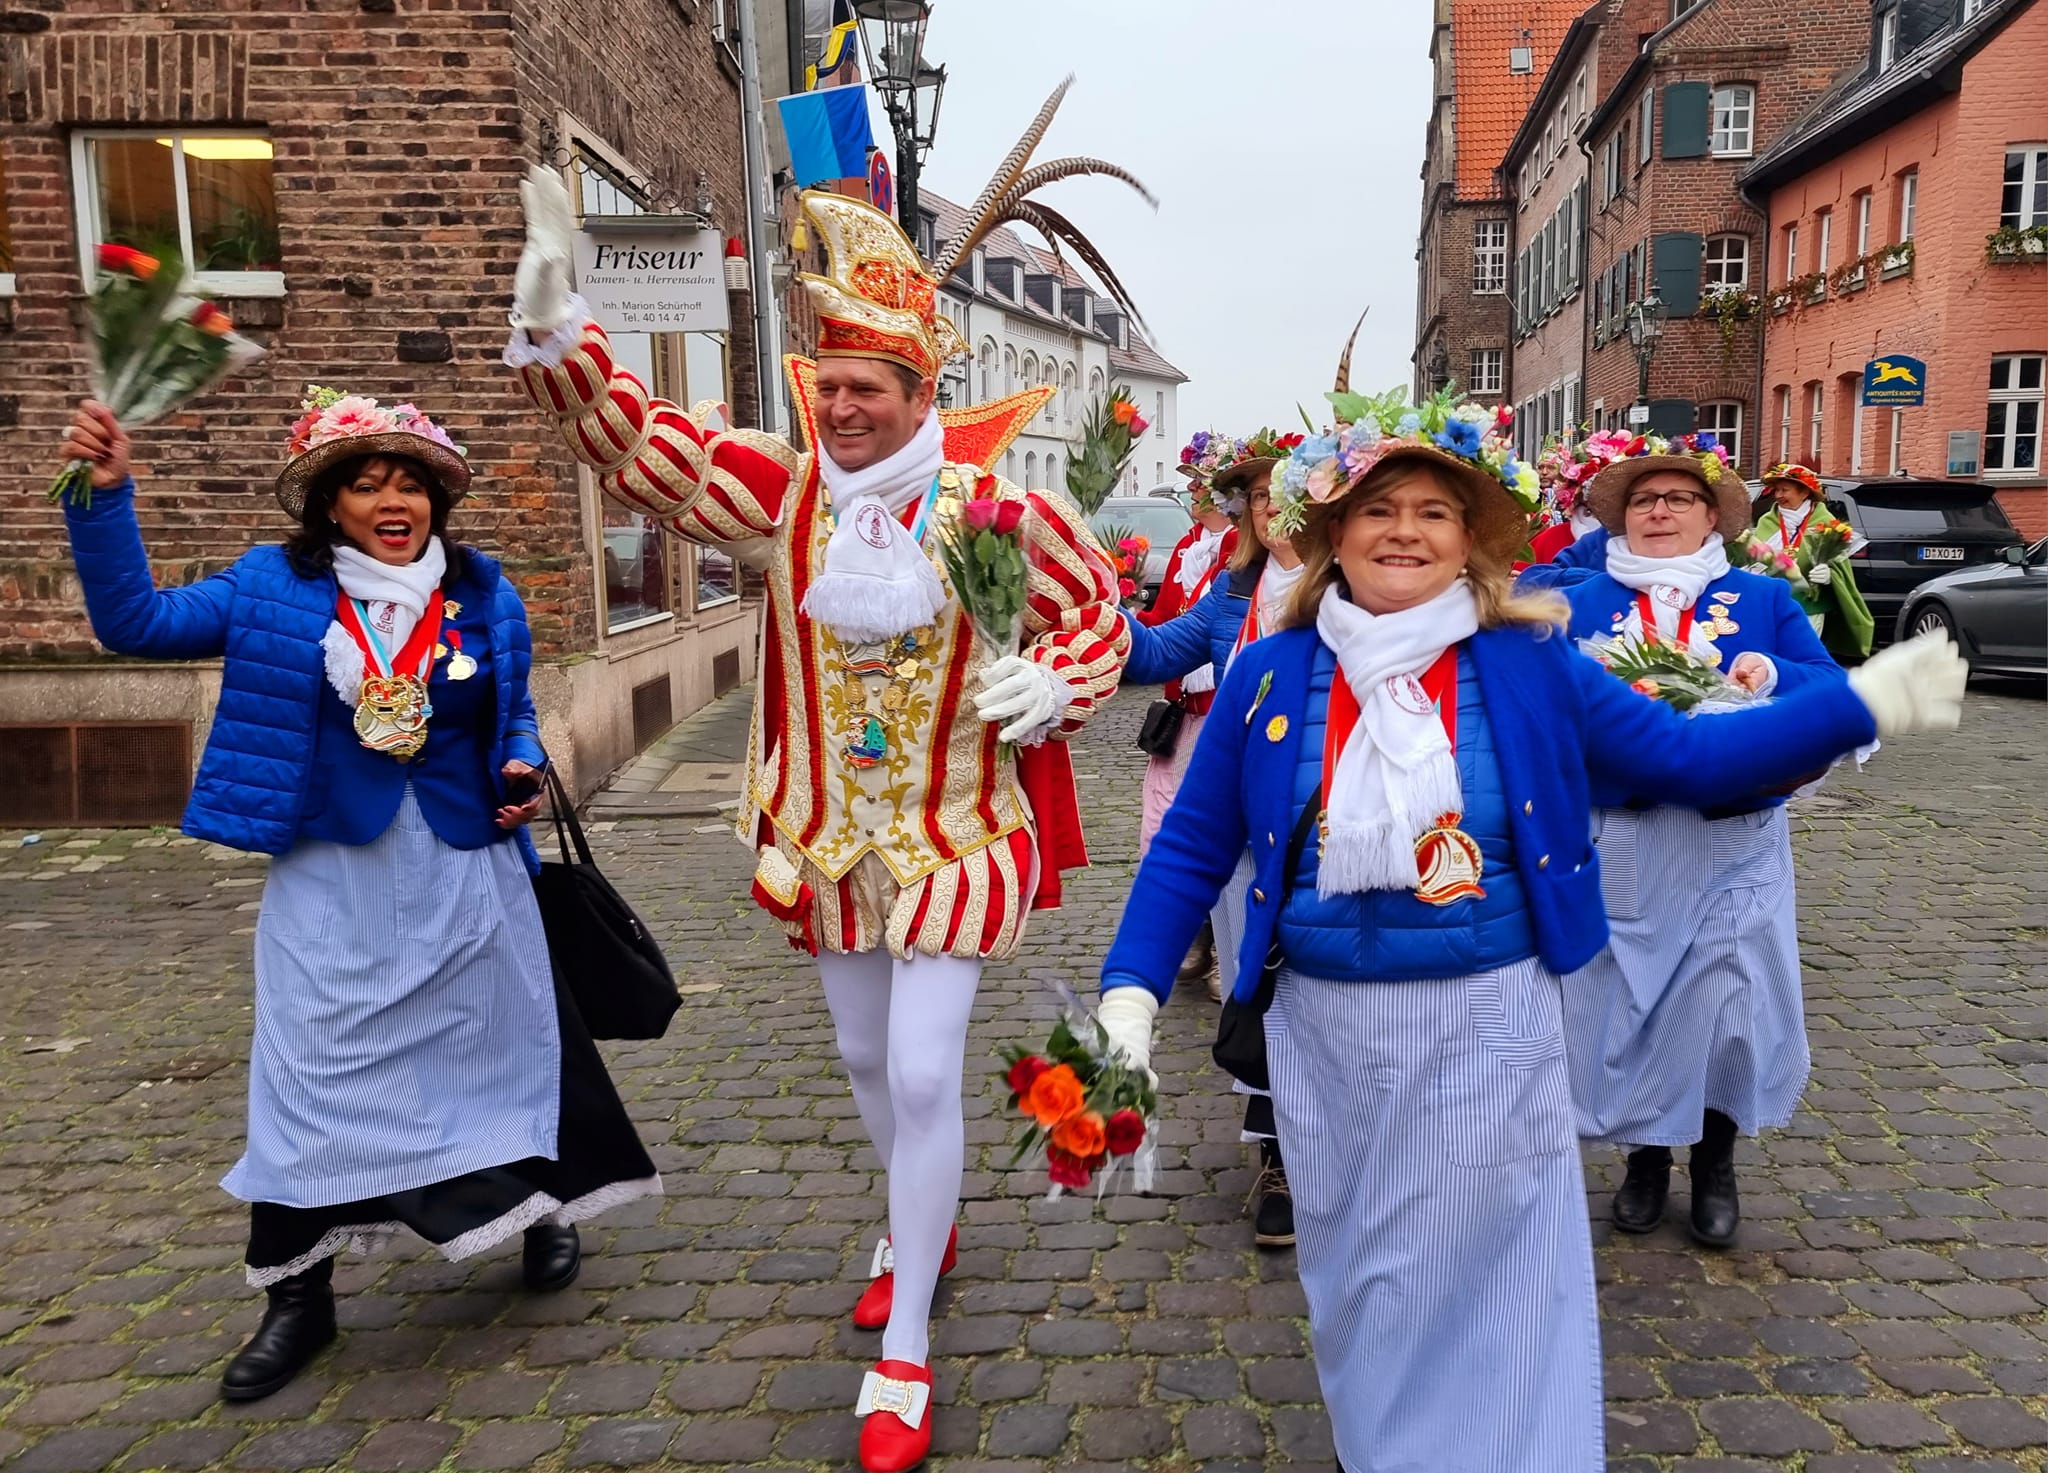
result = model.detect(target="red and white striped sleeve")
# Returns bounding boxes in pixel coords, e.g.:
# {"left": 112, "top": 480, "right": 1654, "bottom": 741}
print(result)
{"left": 1019, "top": 486, "right": 1132, "bottom": 737}
{"left": 509, "top": 312, "right": 797, "bottom": 544}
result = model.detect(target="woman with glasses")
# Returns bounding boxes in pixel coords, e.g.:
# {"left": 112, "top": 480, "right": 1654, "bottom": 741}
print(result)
{"left": 1559, "top": 437, "right": 1844, "bottom": 1248}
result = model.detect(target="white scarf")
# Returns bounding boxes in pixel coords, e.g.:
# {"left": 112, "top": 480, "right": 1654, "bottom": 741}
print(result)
{"left": 1766, "top": 498, "right": 1811, "bottom": 551}
{"left": 802, "top": 410, "right": 949, "bottom": 645}
{"left": 323, "top": 539, "right": 448, "bottom": 706}
{"left": 1257, "top": 558, "right": 1306, "bottom": 637}
{"left": 1569, "top": 507, "right": 1602, "bottom": 540}
{"left": 1313, "top": 580, "right": 1479, "bottom": 898}
{"left": 1175, "top": 524, "right": 1227, "bottom": 596}
{"left": 1603, "top": 535, "right": 1729, "bottom": 663}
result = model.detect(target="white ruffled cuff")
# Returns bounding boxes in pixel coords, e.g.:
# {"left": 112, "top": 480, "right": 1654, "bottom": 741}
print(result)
{"left": 1015, "top": 659, "right": 1077, "bottom": 748}
{"left": 501, "top": 293, "right": 592, "bottom": 371}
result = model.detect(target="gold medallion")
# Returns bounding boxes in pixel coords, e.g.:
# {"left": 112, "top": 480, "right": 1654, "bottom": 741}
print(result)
{"left": 354, "top": 673, "right": 432, "bottom": 758}
{"left": 1414, "top": 811, "right": 1485, "bottom": 906}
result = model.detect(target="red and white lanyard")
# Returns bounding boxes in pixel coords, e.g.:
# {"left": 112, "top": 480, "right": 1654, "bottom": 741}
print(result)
{"left": 1322, "top": 648, "right": 1460, "bottom": 795}
{"left": 335, "top": 589, "right": 444, "bottom": 685}
{"left": 1633, "top": 590, "right": 1694, "bottom": 646}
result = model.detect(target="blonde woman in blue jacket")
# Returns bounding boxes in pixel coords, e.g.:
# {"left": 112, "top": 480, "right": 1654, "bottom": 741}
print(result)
{"left": 1090, "top": 396, "right": 1965, "bottom": 1473}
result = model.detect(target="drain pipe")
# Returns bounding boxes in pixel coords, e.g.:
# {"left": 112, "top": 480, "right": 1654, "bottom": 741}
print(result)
{"left": 736, "top": 1, "right": 786, "bottom": 435}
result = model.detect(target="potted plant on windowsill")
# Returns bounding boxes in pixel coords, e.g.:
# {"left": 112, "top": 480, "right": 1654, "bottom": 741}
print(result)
{"left": 1830, "top": 258, "right": 1869, "bottom": 294}
{"left": 1792, "top": 271, "right": 1828, "bottom": 306}
{"left": 1879, "top": 241, "right": 1915, "bottom": 278}
{"left": 1985, "top": 224, "right": 2048, "bottom": 263}
{"left": 1700, "top": 284, "right": 1760, "bottom": 349}
{"left": 1769, "top": 288, "right": 1794, "bottom": 316}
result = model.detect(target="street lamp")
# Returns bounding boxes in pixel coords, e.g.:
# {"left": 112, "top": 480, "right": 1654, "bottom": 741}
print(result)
{"left": 853, "top": 0, "right": 939, "bottom": 237}
{"left": 1626, "top": 291, "right": 1667, "bottom": 414}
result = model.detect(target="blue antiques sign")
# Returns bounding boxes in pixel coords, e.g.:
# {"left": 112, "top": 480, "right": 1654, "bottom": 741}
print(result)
{"left": 1862, "top": 355, "right": 1927, "bottom": 407}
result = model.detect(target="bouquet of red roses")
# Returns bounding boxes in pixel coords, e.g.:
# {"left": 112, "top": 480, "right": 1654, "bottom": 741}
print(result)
{"left": 49, "top": 245, "right": 265, "bottom": 506}
{"left": 1000, "top": 988, "right": 1158, "bottom": 1199}
{"left": 936, "top": 477, "right": 1030, "bottom": 660}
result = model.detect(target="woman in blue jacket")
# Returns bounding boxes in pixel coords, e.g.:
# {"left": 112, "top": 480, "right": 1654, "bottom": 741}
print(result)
{"left": 59, "top": 395, "right": 659, "bottom": 1403}
{"left": 1121, "top": 437, "right": 1306, "bottom": 1244}
{"left": 1560, "top": 438, "right": 1843, "bottom": 1247}
{"left": 1091, "top": 396, "right": 1964, "bottom": 1473}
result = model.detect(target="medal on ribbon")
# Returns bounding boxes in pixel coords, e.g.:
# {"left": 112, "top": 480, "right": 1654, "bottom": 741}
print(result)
{"left": 335, "top": 589, "right": 444, "bottom": 760}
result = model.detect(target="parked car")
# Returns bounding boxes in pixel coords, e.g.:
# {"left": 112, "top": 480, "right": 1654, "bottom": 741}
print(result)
{"left": 1896, "top": 537, "right": 2046, "bottom": 678}
{"left": 1748, "top": 478, "right": 2024, "bottom": 647}
{"left": 1088, "top": 495, "right": 1194, "bottom": 606}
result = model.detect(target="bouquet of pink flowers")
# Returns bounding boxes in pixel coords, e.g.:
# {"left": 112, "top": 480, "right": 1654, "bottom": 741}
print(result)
{"left": 49, "top": 245, "right": 265, "bottom": 506}
{"left": 936, "top": 476, "right": 1030, "bottom": 659}
{"left": 1728, "top": 537, "right": 1814, "bottom": 597}
{"left": 1000, "top": 985, "right": 1157, "bottom": 1200}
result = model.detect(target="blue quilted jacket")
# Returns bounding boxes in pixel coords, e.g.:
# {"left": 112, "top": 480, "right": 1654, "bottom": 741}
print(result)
{"left": 64, "top": 481, "right": 547, "bottom": 868}
{"left": 1101, "top": 617, "right": 1879, "bottom": 1004}
{"left": 1516, "top": 525, "right": 1610, "bottom": 591}
{"left": 1122, "top": 563, "right": 1257, "bottom": 686}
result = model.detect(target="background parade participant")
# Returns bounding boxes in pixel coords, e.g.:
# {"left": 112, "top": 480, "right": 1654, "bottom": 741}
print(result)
{"left": 1559, "top": 435, "right": 1843, "bottom": 1246}
{"left": 507, "top": 86, "right": 1140, "bottom": 1469}
{"left": 1133, "top": 438, "right": 1239, "bottom": 984}
{"left": 1090, "top": 391, "right": 1966, "bottom": 1473}
{"left": 1118, "top": 432, "right": 1299, "bottom": 1242}
{"left": 56, "top": 395, "right": 658, "bottom": 1403}
{"left": 1755, "top": 462, "right": 1875, "bottom": 660}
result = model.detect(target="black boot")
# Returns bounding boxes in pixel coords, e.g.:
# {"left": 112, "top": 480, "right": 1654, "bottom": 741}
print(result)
{"left": 523, "top": 1221, "right": 582, "bottom": 1291}
{"left": 1690, "top": 1110, "right": 1740, "bottom": 1248}
{"left": 1611, "top": 1146, "right": 1672, "bottom": 1233}
{"left": 1251, "top": 1139, "right": 1295, "bottom": 1248}
{"left": 221, "top": 1258, "right": 336, "bottom": 1402}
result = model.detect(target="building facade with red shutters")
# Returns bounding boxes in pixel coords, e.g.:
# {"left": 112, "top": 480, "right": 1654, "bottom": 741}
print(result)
{"left": 0, "top": 1, "right": 766, "bottom": 825}
{"left": 1575, "top": 0, "right": 1870, "bottom": 476}
{"left": 1743, "top": 0, "right": 2048, "bottom": 537}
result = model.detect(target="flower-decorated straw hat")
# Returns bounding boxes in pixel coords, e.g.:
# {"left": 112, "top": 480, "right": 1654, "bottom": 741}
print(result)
{"left": 1211, "top": 428, "right": 1305, "bottom": 502}
{"left": 1274, "top": 388, "right": 1540, "bottom": 566}
{"left": 1176, "top": 429, "right": 1236, "bottom": 485}
{"left": 276, "top": 385, "right": 471, "bottom": 516}
{"left": 1582, "top": 430, "right": 1746, "bottom": 540}
{"left": 1761, "top": 461, "right": 1825, "bottom": 501}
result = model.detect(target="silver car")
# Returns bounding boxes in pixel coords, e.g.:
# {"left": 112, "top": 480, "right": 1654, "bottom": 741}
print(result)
{"left": 1088, "top": 496, "right": 1196, "bottom": 606}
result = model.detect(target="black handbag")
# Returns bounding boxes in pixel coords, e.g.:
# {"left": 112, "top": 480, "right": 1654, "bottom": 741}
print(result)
{"left": 1212, "top": 785, "right": 1322, "bottom": 1092}
{"left": 530, "top": 766, "right": 680, "bottom": 1041}
{"left": 1135, "top": 697, "right": 1186, "bottom": 759}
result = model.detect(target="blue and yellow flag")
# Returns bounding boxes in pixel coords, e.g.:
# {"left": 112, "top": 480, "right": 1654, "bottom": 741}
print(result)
{"left": 807, "top": 0, "right": 859, "bottom": 90}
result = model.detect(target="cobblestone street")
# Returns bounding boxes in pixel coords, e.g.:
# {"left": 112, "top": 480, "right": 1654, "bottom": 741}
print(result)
{"left": 0, "top": 686, "right": 2044, "bottom": 1473}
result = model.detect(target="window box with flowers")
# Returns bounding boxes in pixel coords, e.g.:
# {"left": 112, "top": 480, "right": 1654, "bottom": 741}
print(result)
{"left": 1985, "top": 224, "right": 2048, "bottom": 263}
{"left": 1700, "top": 284, "right": 1760, "bottom": 349}
{"left": 1879, "top": 241, "right": 1915, "bottom": 279}
{"left": 1830, "top": 259, "right": 1869, "bottom": 294}
{"left": 1792, "top": 271, "right": 1828, "bottom": 306}
{"left": 1769, "top": 288, "right": 1794, "bottom": 316}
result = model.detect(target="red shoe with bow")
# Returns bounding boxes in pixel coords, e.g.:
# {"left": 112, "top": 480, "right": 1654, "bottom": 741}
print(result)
{"left": 857, "top": 1359, "right": 933, "bottom": 1472}
{"left": 852, "top": 1225, "right": 958, "bottom": 1331}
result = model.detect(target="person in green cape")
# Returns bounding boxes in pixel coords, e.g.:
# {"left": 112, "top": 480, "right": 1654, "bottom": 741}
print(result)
{"left": 1754, "top": 463, "right": 1874, "bottom": 659}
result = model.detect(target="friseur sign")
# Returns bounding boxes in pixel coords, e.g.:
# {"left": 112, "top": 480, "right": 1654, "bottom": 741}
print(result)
{"left": 572, "top": 224, "right": 730, "bottom": 335}
{"left": 1861, "top": 354, "right": 1927, "bottom": 407}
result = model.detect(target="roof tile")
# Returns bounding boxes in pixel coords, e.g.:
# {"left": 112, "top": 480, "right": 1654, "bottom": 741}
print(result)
{"left": 1451, "top": 0, "right": 1587, "bottom": 197}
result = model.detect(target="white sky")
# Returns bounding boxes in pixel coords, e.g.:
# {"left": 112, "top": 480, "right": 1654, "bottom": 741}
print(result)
{"left": 892, "top": 0, "right": 1434, "bottom": 439}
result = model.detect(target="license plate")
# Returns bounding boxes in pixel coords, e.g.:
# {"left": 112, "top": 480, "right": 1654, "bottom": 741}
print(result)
{"left": 1920, "top": 546, "right": 1965, "bottom": 561}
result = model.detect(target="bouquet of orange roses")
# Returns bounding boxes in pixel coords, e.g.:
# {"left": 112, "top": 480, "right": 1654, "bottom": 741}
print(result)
{"left": 1000, "top": 988, "right": 1158, "bottom": 1199}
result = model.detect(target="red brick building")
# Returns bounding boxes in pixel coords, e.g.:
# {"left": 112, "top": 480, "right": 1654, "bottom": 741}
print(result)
{"left": 1742, "top": 0, "right": 2048, "bottom": 537}
{"left": 1413, "top": 0, "right": 1584, "bottom": 406}
{"left": 0, "top": 1, "right": 763, "bottom": 822}
{"left": 1577, "top": 0, "right": 1869, "bottom": 474}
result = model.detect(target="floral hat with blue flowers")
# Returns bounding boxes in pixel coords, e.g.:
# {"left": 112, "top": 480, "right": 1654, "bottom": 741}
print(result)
{"left": 1273, "top": 386, "right": 1539, "bottom": 564}
{"left": 1583, "top": 431, "right": 1745, "bottom": 540}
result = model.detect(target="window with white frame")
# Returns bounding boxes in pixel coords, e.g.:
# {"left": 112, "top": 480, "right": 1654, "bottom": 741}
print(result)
{"left": 1816, "top": 208, "right": 1833, "bottom": 273}
{"left": 1469, "top": 348, "right": 1503, "bottom": 395}
{"left": 1887, "top": 408, "right": 1905, "bottom": 474}
{"left": 1637, "top": 87, "right": 1653, "bottom": 166}
{"left": 72, "top": 130, "right": 283, "bottom": 294}
{"left": 1698, "top": 401, "right": 1743, "bottom": 468}
{"left": 1784, "top": 223, "right": 1800, "bottom": 282}
{"left": 1777, "top": 386, "right": 1793, "bottom": 462}
{"left": 1984, "top": 354, "right": 2043, "bottom": 479}
{"left": 1024, "top": 451, "right": 1038, "bottom": 487}
{"left": 1704, "top": 233, "right": 1749, "bottom": 287}
{"left": 1061, "top": 363, "right": 1077, "bottom": 424}
{"left": 1473, "top": 219, "right": 1507, "bottom": 293}
{"left": 2001, "top": 147, "right": 2048, "bottom": 229}
{"left": 1897, "top": 169, "right": 1918, "bottom": 241}
{"left": 978, "top": 339, "right": 997, "bottom": 400}
{"left": 1710, "top": 85, "right": 1755, "bottom": 158}
{"left": 1878, "top": 8, "right": 1900, "bottom": 69}
{"left": 1573, "top": 70, "right": 1587, "bottom": 121}
{"left": 1854, "top": 192, "right": 1873, "bottom": 256}
{"left": 1807, "top": 382, "right": 1825, "bottom": 461}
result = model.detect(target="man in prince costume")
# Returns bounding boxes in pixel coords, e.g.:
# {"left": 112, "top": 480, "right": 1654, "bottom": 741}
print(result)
{"left": 507, "top": 84, "right": 1141, "bottom": 1471}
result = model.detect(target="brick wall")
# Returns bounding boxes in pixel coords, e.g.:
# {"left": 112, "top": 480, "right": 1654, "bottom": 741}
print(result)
{"left": 0, "top": 0, "right": 750, "bottom": 662}
{"left": 1580, "top": 0, "right": 1870, "bottom": 472}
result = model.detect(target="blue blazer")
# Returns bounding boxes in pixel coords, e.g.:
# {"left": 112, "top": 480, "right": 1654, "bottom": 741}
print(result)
{"left": 1101, "top": 618, "right": 1878, "bottom": 1003}
{"left": 1517, "top": 525, "right": 1611, "bottom": 590}
{"left": 65, "top": 481, "right": 547, "bottom": 867}
{"left": 1122, "top": 563, "right": 1256, "bottom": 686}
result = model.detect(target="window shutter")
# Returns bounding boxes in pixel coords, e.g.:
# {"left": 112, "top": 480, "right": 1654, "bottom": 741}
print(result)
{"left": 1653, "top": 231, "right": 1703, "bottom": 316}
{"left": 1661, "top": 82, "right": 1710, "bottom": 159}
{"left": 1647, "top": 399, "right": 1696, "bottom": 437}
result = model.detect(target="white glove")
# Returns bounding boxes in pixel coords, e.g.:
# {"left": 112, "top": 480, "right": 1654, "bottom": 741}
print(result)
{"left": 1847, "top": 631, "right": 1967, "bottom": 737}
{"left": 1096, "top": 987, "right": 1159, "bottom": 1086}
{"left": 971, "top": 655, "right": 1072, "bottom": 744}
{"left": 513, "top": 164, "right": 577, "bottom": 333}
{"left": 1808, "top": 562, "right": 1834, "bottom": 586}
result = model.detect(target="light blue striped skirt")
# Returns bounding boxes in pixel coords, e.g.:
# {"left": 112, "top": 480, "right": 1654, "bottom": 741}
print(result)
{"left": 223, "top": 791, "right": 563, "bottom": 1209}
{"left": 1564, "top": 804, "right": 1808, "bottom": 1146}
{"left": 1211, "top": 856, "right": 1276, "bottom": 1140}
{"left": 1265, "top": 962, "right": 1603, "bottom": 1473}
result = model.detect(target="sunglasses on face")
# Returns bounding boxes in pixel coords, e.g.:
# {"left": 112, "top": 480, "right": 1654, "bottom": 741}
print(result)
{"left": 1626, "top": 489, "right": 1704, "bottom": 514}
